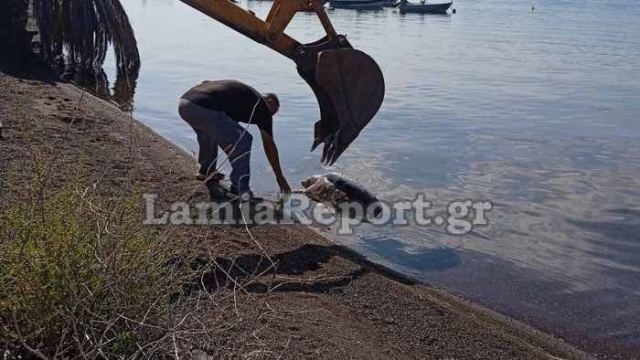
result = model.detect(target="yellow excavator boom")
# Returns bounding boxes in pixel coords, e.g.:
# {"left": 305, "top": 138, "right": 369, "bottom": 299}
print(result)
{"left": 178, "top": 0, "right": 385, "bottom": 165}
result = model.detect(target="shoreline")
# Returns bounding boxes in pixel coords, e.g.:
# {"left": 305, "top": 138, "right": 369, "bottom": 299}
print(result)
{"left": 0, "top": 63, "right": 591, "bottom": 359}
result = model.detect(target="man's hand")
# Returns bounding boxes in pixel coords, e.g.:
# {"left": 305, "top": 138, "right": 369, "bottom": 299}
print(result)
{"left": 277, "top": 176, "right": 292, "bottom": 194}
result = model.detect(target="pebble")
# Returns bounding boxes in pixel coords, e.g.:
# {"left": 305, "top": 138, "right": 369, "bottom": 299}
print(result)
{"left": 190, "top": 350, "right": 213, "bottom": 360}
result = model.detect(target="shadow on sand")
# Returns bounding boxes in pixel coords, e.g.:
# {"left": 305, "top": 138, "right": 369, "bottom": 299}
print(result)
{"left": 175, "top": 243, "right": 418, "bottom": 296}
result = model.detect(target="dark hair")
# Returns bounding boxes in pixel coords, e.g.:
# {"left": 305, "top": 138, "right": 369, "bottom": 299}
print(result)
{"left": 263, "top": 93, "right": 279, "bottom": 108}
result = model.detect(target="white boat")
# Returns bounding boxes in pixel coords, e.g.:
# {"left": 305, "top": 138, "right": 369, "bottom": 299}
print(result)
{"left": 329, "top": 0, "right": 388, "bottom": 10}
{"left": 397, "top": 0, "right": 452, "bottom": 13}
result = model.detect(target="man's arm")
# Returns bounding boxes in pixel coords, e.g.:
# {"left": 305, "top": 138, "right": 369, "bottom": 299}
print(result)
{"left": 260, "top": 130, "right": 291, "bottom": 194}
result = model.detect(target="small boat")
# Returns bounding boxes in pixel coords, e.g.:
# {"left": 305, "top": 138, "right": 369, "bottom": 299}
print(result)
{"left": 396, "top": 0, "right": 452, "bottom": 14}
{"left": 330, "top": 0, "right": 387, "bottom": 10}
{"left": 381, "top": 0, "right": 399, "bottom": 7}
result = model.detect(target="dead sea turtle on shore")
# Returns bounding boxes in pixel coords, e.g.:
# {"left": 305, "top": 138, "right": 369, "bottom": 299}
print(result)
{"left": 301, "top": 173, "right": 383, "bottom": 220}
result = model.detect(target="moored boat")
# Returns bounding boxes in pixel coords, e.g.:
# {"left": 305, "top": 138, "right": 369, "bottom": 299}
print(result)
{"left": 397, "top": 0, "right": 452, "bottom": 14}
{"left": 330, "top": 0, "right": 387, "bottom": 10}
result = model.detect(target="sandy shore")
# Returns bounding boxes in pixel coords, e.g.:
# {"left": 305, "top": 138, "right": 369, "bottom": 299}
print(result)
{"left": 0, "top": 63, "right": 591, "bottom": 359}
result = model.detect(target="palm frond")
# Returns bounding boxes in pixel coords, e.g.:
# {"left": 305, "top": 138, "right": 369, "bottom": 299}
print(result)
{"left": 33, "top": 0, "right": 141, "bottom": 75}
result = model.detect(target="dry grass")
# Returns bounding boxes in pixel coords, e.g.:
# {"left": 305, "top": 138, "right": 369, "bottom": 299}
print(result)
{"left": 0, "top": 163, "right": 260, "bottom": 358}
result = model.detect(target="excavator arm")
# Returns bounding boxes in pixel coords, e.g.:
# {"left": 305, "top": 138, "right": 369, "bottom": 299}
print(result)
{"left": 178, "top": 0, "right": 385, "bottom": 165}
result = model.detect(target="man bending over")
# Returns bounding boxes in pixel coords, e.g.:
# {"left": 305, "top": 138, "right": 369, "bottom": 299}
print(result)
{"left": 178, "top": 80, "right": 291, "bottom": 198}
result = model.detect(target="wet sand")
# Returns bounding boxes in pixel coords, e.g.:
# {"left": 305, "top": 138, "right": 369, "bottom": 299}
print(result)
{"left": 0, "top": 63, "right": 591, "bottom": 359}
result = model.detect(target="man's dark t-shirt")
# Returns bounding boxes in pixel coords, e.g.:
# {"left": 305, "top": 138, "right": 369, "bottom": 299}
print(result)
{"left": 182, "top": 80, "right": 273, "bottom": 136}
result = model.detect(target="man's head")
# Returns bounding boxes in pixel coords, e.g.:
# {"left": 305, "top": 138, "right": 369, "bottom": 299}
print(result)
{"left": 263, "top": 93, "right": 280, "bottom": 115}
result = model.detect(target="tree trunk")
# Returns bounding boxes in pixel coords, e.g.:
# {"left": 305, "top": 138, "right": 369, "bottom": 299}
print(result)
{"left": 0, "top": 0, "right": 32, "bottom": 62}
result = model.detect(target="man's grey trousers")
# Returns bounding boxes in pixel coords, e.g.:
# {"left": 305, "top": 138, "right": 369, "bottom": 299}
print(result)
{"left": 178, "top": 98, "right": 252, "bottom": 193}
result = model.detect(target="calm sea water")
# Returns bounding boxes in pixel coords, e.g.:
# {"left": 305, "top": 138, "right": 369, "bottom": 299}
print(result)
{"left": 106, "top": 0, "right": 640, "bottom": 354}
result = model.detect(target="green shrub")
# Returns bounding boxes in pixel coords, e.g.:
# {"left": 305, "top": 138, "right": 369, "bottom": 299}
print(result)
{"left": 0, "top": 182, "right": 196, "bottom": 358}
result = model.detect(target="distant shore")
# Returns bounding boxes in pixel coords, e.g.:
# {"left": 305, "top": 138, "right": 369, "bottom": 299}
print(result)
{"left": 0, "top": 62, "right": 590, "bottom": 359}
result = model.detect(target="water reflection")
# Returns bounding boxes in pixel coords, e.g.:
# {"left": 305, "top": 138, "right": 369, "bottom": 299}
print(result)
{"left": 75, "top": 67, "right": 139, "bottom": 112}
{"left": 362, "top": 238, "right": 461, "bottom": 272}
